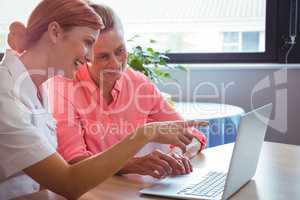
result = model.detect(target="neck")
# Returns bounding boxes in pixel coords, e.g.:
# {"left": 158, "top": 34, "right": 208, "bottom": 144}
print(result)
{"left": 20, "top": 45, "right": 50, "bottom": 88}
{"left": 100, "top": 79, "right": 115, "bottom": 101}
{"left": 92, "top": 77, "right": 115, "bottom": 103}
{"left": 89, "top": 71, "right": 114, "bottom": 95}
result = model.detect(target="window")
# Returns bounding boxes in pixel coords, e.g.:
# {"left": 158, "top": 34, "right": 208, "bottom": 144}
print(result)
{"left": 0, "top": 24, "right": 6, "bottom": 54}
{"left": 242, "top": 32, "right": 261, "bottom": 52}
{"left": 0, "top": 0, "right": 299, "bottom": 63}
{"left": 222, "top": 32, "right": 263, "bottom": 52}
{"left": 223, "top": 32, "right": 240, "bottom": 52}
{"left": 101, "top": 0, "right": 266, "bottom": 54}
{"left": 0, "top": 0, "right": 40, "bottom": 54}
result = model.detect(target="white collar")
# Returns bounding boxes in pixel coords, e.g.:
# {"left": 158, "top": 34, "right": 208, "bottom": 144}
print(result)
{"left": 1, "top": 49, "right": 28, "bottom": 82}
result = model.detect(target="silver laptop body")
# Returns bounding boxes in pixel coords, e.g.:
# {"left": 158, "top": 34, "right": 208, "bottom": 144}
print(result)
{"left": 140, "top": 103, "right": 272, "bottom": 200}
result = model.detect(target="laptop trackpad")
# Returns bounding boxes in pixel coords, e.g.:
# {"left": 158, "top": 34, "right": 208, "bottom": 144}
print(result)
{"left": 140, "top": 168, "right": 206, "bottom": 195}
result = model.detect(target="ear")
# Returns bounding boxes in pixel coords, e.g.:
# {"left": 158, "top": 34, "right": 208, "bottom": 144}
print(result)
{"left": 47, "top": 21, "right": 64, "bottom": 44}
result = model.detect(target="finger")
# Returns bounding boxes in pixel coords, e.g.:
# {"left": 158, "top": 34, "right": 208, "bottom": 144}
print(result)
{"left": 188, "top": 157, "right": 193, "bottom": 172}
{"left": 152, "top": 156, "right": 173, "bottom": 175}
{"left": 180, "top": 155, "right": 192, "bottom": 174}
{"left": 144, "top": 169, "right": 162, "bottom": 179}
{"left": 148, "top": 163, "right": 167, "bottom": 178}
{"left": 179, "top": 134, "right": 193, "bottom": 145}
{"left": 176, "top": 120, "right": 209, "bottom": 128}
{"left": 158, "top": 152, "right": 185, "bottom": 173}
{"left": 171, "top": 153, "right": 187, "bottom": 175}
{"left": 183, "top": 128, "right": 194, "bottom": 141}
{"left": 176, "top": 141, "right": 187, "bottom": 154}
{"left": 176, "top": 157, "right": 186, "bottom": 174}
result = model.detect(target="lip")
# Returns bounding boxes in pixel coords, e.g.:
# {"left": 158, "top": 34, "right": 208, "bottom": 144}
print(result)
{"left": 102, "top": 70, "right": 122, "bottom": 76}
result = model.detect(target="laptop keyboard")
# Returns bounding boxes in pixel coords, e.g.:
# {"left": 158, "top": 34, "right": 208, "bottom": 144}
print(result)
{"left": 178, "top": 171, "right": 227, "bottom": 198}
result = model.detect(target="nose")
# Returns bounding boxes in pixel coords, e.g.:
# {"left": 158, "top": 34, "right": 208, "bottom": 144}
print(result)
{"left": 110, "top": 54, "right": 121, "bottom": 68}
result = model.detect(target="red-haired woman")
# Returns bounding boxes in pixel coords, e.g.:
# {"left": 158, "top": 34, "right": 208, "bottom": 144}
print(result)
{"left": 0, "top": 0, "right": 206, "bottom": 199}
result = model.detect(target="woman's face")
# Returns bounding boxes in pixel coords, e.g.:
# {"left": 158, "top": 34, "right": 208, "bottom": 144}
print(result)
{"left": 51, "top": 26, "right": 99, "bottom": 78}
{"left": 89, "top": 28, "right": 127, "bottom": 85}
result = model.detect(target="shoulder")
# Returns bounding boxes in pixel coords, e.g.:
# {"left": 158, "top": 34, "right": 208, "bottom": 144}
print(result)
{"left": 124, "top": 67, "right": 154, "bottom": 85}
{"left": 45, "top": 75, "right": 74, "bottom": 99}
{"left": 0, "top": 62, "right": 14, "bottom": 93}
{"left": 45, "top": 76, "right": 84, "bottom": 115}
{"left": 123, "top": 68, "right": 159, "bottom": 95}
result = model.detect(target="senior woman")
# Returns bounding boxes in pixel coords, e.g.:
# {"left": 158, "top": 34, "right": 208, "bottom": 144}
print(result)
{"left": 0, "top": 0, "right": 206, "bottom": 199}
{"left": 48, "top": 3, "right": 207, "bottom": 179}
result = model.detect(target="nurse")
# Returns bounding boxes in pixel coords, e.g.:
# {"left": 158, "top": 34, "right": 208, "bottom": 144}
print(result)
{"left": 0, "top": 0, "right": 206, "bottom": 199}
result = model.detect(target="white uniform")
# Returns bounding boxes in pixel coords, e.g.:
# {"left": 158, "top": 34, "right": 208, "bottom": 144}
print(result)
{"left": 0, "top": 50, "right": 57, "bottom": 200}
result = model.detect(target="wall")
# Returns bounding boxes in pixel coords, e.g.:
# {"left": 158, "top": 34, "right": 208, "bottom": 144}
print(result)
{"left": 157, "top": 64, "right": 300, "bottom": 145}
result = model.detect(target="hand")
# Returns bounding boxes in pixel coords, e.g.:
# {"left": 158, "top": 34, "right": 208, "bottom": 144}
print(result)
{"left": 118, "top": 150, "right": 189, "bottom": 179}
{"left": 137, "top": 120, "right": 208, "bottom": 153}
{"left": 168, "top": 152, "right": 193, "bottom": 176}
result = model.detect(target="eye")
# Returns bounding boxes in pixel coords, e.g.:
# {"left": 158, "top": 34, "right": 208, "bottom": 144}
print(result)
{"left": 116, "top": 47, "right": 126, "bottom": 56}
{"left": 96, "top": 54, "right": 109, "bottom": 61}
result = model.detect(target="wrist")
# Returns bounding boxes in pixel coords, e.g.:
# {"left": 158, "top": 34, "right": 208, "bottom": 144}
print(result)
{"left": 136, "top": 126, "right": 155, "bottom": 143}
{"left": 117, "top": 157, "right": 138, "bottom": 175}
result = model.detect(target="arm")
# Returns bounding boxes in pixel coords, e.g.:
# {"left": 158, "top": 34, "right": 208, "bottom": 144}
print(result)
{"left": 24, "top": 120, "right": 205, "bottom": 199}
{"left": 145, "top": 82, "right": 207, "bottom": 153}
{"left": 1, "top": 89, "right": 148, "bottom": 199}
{"left": 52, "top": 87, "right": 188, "bottom": 177}
{"left": 0, "top": 76, "right": 206, "bottom": 199}
{"left": 148, "top": 105, "right": 207, "bottom": 153}
{"left": 24, "top": 128, "right": 148, "bottom": 200}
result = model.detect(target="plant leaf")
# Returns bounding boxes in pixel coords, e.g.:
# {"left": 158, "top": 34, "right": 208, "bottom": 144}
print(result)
{"left": 174, "top": 64, "right": 187, "bottom": 72}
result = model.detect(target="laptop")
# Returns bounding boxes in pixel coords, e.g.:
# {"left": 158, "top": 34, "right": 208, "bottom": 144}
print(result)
{"left": 140, "top": 103, "right": 272, "bottom": 200}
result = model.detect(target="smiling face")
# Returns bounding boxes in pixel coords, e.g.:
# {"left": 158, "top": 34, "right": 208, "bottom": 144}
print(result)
{"left": 50, "top": 26, "right": 99, "bottom": 78}
{"left": 88, "top": 27, "right": 127, "bottom": 86}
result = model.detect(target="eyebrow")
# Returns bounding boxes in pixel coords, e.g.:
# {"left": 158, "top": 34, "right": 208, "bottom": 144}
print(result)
{"left": 116, "top": 44, "right": 125, "bottom": 50}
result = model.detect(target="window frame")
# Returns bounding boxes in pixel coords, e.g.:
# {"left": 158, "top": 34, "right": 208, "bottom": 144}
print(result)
{"left": 1, "top": 0, "right": 299, "bottom": 64}
{"left": 167, "top": 0, "right": 279, "bottom": 63}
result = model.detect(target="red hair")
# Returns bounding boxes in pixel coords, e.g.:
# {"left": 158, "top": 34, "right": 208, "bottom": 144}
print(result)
{"left": 8, "top": 0, "right": 103, "bottom": 53}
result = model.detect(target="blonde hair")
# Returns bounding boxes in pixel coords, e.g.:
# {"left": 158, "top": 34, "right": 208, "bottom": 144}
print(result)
{"left": 8, "top": 0, "right": 104, "bottom": 53}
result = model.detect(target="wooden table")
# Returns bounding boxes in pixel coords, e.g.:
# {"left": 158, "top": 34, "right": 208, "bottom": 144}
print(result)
{"left": 14, "top": 142, "right": 300, "bottom": 200}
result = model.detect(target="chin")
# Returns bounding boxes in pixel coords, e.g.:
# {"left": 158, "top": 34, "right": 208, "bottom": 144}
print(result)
{"left": 106, "top": 73, "right": 122, "bottom": 79}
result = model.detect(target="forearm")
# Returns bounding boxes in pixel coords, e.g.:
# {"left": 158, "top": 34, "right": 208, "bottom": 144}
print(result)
{"left": 25, "top": 120, "right": 201, "bottom": 199}
{"left": 67, "top": 129, "right": 148, "bottom": 198}
{"left": 25, "top": 129, "right": 148, "bottom": 200}
{"left": 116, "top": 157, "right": 138, "bottom": 175}
{"left": 68, "top": 155, "right": 90, "bottom": 165}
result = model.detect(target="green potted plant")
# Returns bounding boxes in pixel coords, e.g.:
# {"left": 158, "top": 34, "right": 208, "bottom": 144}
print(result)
{"left": 127, "top": 36, "right": 186, "bottom": 105}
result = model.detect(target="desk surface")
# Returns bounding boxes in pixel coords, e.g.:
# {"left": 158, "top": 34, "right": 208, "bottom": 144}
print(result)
{"left": 14, "top": 142, "right": 300, "bottom": 200}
